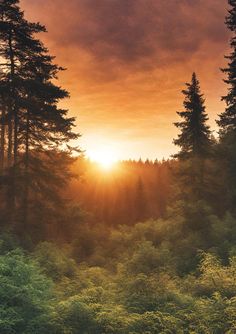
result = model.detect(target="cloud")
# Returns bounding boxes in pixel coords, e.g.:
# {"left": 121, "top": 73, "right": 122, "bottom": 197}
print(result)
{"left": 21, "top": 0, "right": 230, "bottom": 159}
{"left": 22, "top": 0, "right": 229, "bottom": 72}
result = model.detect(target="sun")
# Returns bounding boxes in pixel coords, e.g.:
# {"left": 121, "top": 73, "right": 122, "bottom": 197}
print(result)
{"left": 88, "top": 147, "right": 118, "bottom": 170}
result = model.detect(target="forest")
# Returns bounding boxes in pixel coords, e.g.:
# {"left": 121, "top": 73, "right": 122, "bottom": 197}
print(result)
{"left": 0, "top": 0, "right": 236, "bottom": 333}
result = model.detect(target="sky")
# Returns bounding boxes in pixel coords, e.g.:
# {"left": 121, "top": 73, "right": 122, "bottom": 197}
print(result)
{"left": 21, "top": 0, "right": 230, "bottom": 160}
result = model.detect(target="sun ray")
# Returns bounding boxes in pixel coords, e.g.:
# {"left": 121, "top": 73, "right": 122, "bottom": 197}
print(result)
{"left": 87, "top": 147, "right": 118, "bottom": 170}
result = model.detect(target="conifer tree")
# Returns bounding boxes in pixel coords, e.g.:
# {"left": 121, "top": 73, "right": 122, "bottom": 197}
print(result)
{"left": 17, "top": 26, "right": 78, "bottom": 230}
{"left": 0, "top": 0, "right": 79, "bottom": 235}
{"left": 173, "top": 73, "right": 213, "bottom": 212}
{"left": 0, "top": 0, "right": 45, "bottom": 166}
{"left": 216, "top": 0, "right": 236, "bottom": 214}
{"left": 0, "top": 92, "right": 6, "bottom": 172}
{"left": 218, "top": 0, "right": 236, "bottom": 133}
{"left": 174, "top": 73, "right": 212, "bottom": 159}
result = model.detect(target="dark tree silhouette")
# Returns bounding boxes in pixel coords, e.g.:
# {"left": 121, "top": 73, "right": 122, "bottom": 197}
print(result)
{"left": 215, "top": 0, "right": 236, "bottom": 215}
{"left": 218, "top": 0, "right": 236, "bottom": 133}
{"left": 0, "top": 0, "right": 79, "bottom": 236}
{"left": 174, "top": 73, "right": 212, "bottom": 159}
{"left": 172, "top": 73, "right": 213, "bottom": 213}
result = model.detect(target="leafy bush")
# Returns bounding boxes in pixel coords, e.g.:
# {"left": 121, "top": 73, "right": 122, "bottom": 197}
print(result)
{"left": 0, "top": 250, "right": 55, "bottom": 334}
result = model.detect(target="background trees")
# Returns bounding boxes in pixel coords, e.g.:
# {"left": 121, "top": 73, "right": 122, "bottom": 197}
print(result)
{"left": 66, "top": 159, "right": 172, "bottom": 226}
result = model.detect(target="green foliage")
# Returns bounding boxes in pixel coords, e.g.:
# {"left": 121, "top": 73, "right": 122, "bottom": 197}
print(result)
{"left": 33, "top": 242, "right": 77, "bottom": 281}
{"left": 0, "top": 233, "right": 19, "bottom": 254}
{"left": 0, "top": 249, "right": 54, "bottom": 334}
{"left": 0, "top": 213, "right": 236, "bottom": 333}
{"left": 129, "top": 311, "right": 183, "bottom": 334}
{"left": 96, "top": 306, "right": 133, "bottom": 334}
{"left": 185, "top": 293, "right": 236, "bottom": 334}
{"left": 56, "top": 296, "right": 97, "bottom": 334}
{"left": 191, "top": 253, "right": 236, "bottom": 298}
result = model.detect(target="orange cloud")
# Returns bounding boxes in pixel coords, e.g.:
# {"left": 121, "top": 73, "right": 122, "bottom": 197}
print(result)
{"left": 21, "top": 0, "right": 230, "bottom": 160}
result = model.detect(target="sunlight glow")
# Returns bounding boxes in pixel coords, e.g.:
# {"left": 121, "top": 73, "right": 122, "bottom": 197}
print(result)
{"left": 88, "top": 147, "right": 118, "bottom": 170}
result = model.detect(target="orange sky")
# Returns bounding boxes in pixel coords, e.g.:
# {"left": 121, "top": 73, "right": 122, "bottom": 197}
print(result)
{"left": 21, "top": 0, "right": 230, "bottom": 160}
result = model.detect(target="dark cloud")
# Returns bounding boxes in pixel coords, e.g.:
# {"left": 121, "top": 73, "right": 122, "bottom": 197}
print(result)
{"left": 21, "top": 0, "right": 230, "bottom": 159}
{"left": 22, "top": 0, "right": 229, "bottom": 69}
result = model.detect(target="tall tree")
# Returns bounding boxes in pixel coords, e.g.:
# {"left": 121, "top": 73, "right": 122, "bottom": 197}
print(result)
{"left": 216, "top": 0, "right": 236, "bottom": 215}
{"left": 174, "top": 73, "right": 212, "bottom": 159}
{"left": 172, "top": 73, "right": 213, "bottom": 217}
{"left": 17, "top": 37, "right": 78, "bottom": 232}
{"left": 0, "top": 0, "right": 46, "bottom": 216}
{"left": 0, "top": 0, "right": 79, "bottom": 237}
{"left": 0, "top": 95, "right": 6, "bottom": 172}
{"left": 218, "top": 0, "right": 236, "bottom": 133}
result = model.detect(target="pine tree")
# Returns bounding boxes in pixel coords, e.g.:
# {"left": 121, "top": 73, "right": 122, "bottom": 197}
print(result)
{"left": 174, "top": 73, "right": 212, "bottom": 159}
{"left": 0, "top": 0, "right": 79, "bottom": 236}
{"left": 17, "top": 30, "right": 78, "bottom": 231}
{"left": 216, "top": 0, "right": 236, "bottom": 214}
{"left": 0, "top": 88, "right": 6, "bottom": 172}
{"left": 218, "top": 0, "right": 236, "bottom": 133}
{"left": 172, "top": 73, "right": 213, "bottom": 212}
{"left": 0, "top": 0, "right": 45, "bottom": 217}
{"left": 0, "top": 0, "right": 45, "bottom": 166}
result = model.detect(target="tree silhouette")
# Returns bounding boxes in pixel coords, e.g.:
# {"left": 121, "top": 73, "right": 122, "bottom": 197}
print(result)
{"left": 216, "top": 0, "right": 236, "bottom": 214}
{"left": 174, "top": 73, "right": 212, "bottom": 159}
{"left": 218, "top": 0, "right": 236, "bottom": 133}
{"left": 0, "top": 0, "right": 79, "bottom": 236}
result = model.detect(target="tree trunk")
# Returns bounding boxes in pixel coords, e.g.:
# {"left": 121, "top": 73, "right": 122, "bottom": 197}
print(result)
{"left": 23, "top": 109, "right": 30, "bottom": 226}
{"left": 0, "top": 102, "right": 6, "bottom": 172}
{"left": 8, "top": 29, "right": 18, "bottom": 166}
{"left": 6, "top": 29, "right": 16, "bottom": 219}
{"left": 7, "top": 118, "right": 12, "bottom": 167}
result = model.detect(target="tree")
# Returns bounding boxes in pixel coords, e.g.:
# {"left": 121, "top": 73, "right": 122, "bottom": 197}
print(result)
{"left": 0, "top": 0, "right": 49, "bottom": 166}
{"left": 218, "top": 0, "right": 236, "bottom": 134}
{"left": 173, "top": 73, "right": 213, "bottom": 217}
{"left": 0, "top": 0, "right": 79, "bottom": 236}
{"left": 174, "top": 73, "right": 212, "bottom": 159}
{"left": 17, "top": 37, "right": 78, "bottom": 234}
{"left": 216, "top": 0, "right": 236, "bottom": 214}
{"left": 0, "top": 0, "right": 47, "bottom": 219}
